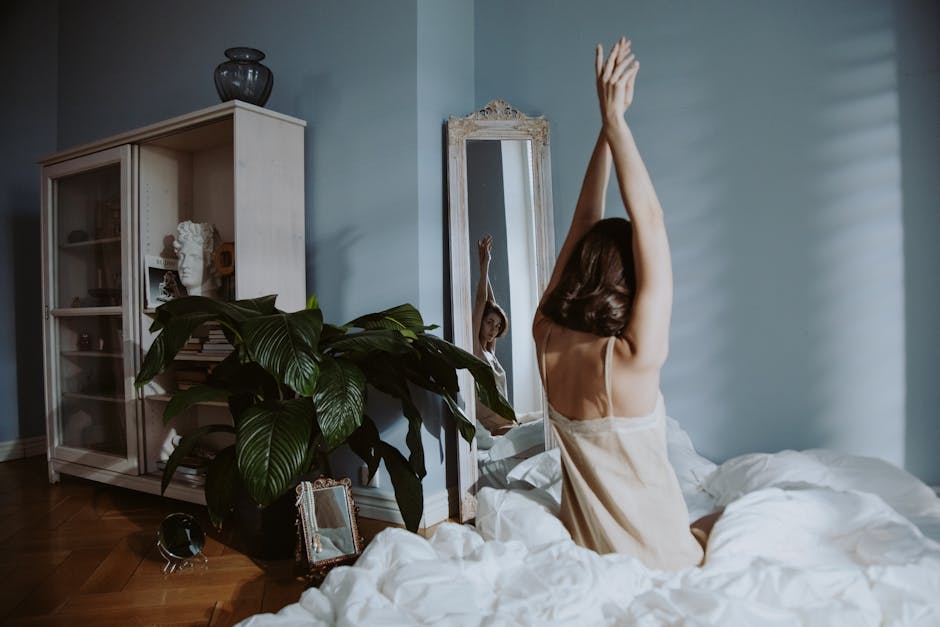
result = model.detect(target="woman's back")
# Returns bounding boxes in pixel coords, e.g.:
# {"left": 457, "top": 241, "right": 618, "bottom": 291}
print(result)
{"left": 535, "top": 317, "right": 703, "bottom": 569}
{"left": 535, "top": 317, "right": 659, "bottom": 420}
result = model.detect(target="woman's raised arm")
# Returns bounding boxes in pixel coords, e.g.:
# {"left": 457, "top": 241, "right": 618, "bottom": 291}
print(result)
{"left": 472, "top": 235, "right": 493, "bottom": 355}
{"left": 537, "top": 43, "right": 643, "bottom": 310}
{"left": 601, "top": 37, "right": 672, "bottom": 367}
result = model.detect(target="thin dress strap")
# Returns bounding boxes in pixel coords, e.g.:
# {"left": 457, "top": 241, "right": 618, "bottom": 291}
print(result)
{"left": 540, "top": 325, "right": 552, "bottom": 399}
{"left": 604, "top": 336, "right": 616, "bottom": 417}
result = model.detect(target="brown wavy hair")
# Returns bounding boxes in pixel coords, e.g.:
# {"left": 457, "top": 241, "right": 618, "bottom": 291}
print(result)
{"left": 482, "top": 301, "right": 509, "bottom": 338}
{"left": 540, "top": 217, "right": 636, "bottom": 336}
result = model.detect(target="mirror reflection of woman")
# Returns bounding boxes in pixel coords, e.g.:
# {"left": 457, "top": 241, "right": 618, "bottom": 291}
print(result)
{"left": 473, "top": 234, "right": 514, "bottom": 436}
{"left": 533, "top": 37, "right": 717, "bottom": 571}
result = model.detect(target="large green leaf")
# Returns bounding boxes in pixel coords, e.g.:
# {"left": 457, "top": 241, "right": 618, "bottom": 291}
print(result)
{"left": 148, "top": 294, "right": 277, "bottom": 333}
{"left": 208, "top": 355, "right": 280, "bottom": 399}
{"left": 416, "top": 334, "right": 515, "bottom": 423}
{"left": 346, "top": 303, "right": 436, "bottom": 333}
{"left": 159, "top": 424, "right": 235, "bottom": 495}
{"left": 136, "top": 312, "right": 218, "bottom": 386}
{"left": 322, "top": 329, "right": 414, "bottom": 355}
{"left": 378, "top": 441, "right": 424, "bottom": 532}
{"left": 241, "top": 309, "right": 323, "bottom": 396}
{"left": 314, "top": 356, "right": 366, "bottom": 450}
{"left": 356, "top": 358, "right": 427, "bottom": 478}
{"left": 162, "top": 384, "right": 231, "bottom": 424}
{"left": 205, "top": 446, "right": 240, "bottom": 529}
{"left": 237, "top": 398, "right": 314, "bottom": 506}
{"left": 438, "top": 388, "right": 477, "bottom": 444}
{"left": 407, "top": 340, "right": 459, "bottom": 396}
{"left": 347, "top": 414, "right": 380, "bottom": 482}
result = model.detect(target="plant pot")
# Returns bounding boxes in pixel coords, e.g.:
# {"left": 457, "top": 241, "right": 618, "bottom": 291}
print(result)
{"left": 235, "top": 490, "right": 296, "bottom": 560}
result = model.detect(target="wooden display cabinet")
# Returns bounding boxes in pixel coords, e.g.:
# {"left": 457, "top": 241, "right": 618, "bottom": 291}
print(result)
{"left": 41, "top": 101, "right": 306, "bottom": 503}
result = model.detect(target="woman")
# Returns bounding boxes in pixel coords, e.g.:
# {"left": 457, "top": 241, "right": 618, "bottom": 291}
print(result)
{"left": 533, "top": 37, "right": 715, "bottom": 570}
{"left": 473, "top": 234, "right": 514, "bottom": 436}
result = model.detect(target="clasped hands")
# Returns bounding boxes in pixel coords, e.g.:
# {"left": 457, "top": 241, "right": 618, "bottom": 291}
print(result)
{"left": 596, "top": 36, "right": 639, "bottom": 129}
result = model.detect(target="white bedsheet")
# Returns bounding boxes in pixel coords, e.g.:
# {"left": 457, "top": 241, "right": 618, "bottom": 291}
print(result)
{"left": 239, "top": 426, "right": 940, "bottom": 627}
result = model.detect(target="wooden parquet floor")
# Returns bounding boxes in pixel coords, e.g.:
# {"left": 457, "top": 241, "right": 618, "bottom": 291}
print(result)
{"left": 0, "top": 455, "right": 397, "bottom": 627}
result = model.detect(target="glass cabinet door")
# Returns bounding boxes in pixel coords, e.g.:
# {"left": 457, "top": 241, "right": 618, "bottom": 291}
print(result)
{"left": 43, "top": 145, "right": 139, "bottom": 473}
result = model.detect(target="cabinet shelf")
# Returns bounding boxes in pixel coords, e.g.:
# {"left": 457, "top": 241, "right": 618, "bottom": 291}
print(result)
{"left": 145, "top": 394, "right": 229, "bottom": 408}
{"left": 60, "top": 236, "right": 121, "bottom": 249}
{"left": 174, "top": 353, "right": 229, "bottom": 362}
{"left": 52, "top": 307, "right": 122, "bottom": 317}
{"left": 62, "top": 392, "right": 126, "bottom": 403}
{"left": 61, "top": 350, "right": 123, "bottom": 359}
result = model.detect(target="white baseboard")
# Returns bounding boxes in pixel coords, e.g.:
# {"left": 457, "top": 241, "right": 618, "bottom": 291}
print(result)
{"left": 0, "top": 436, "right": 47, "bottom": 462}
{"left": 351, "top": 487, "right": 451, "bottom": 530}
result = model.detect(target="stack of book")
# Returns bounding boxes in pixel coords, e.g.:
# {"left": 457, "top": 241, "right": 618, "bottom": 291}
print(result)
{"left": 202, "top": 325, "right": 234, "bottom": 355}
{"left": 177, "top": 336, "right": 204, "bottom": 356}
{"left": 156, "top": 455, "right": 208, "bottom": 487}
{"left": 175, "top": 366, "right": 212, "bottom": 390}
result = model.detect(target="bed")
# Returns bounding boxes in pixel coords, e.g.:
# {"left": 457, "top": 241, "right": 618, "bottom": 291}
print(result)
{"left": 238, "top": 417, "right": 940, "bottom": 626}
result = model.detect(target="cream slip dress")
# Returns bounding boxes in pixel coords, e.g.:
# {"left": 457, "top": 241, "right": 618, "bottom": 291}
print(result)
{"left": 540, "top": 329, "right": 703, "bottom": 571}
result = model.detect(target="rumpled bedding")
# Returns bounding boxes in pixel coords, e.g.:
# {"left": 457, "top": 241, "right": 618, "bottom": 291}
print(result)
{"left": 239, "top": 419, "right": 940, "bottom": 627}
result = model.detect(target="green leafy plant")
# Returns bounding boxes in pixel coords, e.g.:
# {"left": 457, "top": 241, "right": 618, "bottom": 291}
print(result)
{"left": 135, "top": 295, "right": 514, "bottom": 532}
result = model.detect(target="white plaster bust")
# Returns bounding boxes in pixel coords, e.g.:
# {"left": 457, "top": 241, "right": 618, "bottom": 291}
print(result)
{"left": 174, "top": 221, "right": 220, "bottom": 298}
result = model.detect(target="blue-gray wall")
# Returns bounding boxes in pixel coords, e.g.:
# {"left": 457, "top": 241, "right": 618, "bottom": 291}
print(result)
{"left": 895, "top": 0, "right": 940, "bottom": 484}
{"left": 476, "top": 0, "right": 938, "bottom": 482}
{"left": 2, "top": 0, "right": 937, "bottom": 486}
{"left": 0, "top": 1, "right": 58, "bottom": 443}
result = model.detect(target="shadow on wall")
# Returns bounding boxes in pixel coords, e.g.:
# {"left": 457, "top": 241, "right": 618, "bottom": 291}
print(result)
{"left": 895, "top": 0, "right": 940, "bottom": 485}
{"left": 644, "top": 3, "right": 904, "bottom": 467}
{"left": 12, "top": 193, "right": 45, "bottom": 439}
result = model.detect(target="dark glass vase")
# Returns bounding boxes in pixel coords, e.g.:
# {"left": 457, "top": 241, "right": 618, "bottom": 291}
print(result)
{"left": 213, "top": 47, "right": 273, "bottom": 107}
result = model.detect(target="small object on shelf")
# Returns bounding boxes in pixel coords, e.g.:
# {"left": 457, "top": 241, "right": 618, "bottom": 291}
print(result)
{"left": 174, "top": 221, "right": 221, "bottom": 299}
{"left": 145, "top": 255, "right": 184, "bottom": 308}
{"left": 175, "top": 367, "right": 210, "bottom": 390}
{"left": 214, "top": 47, "right": 273, "bottom": 107}
{"left": 77, "top": 333, "right": 92, "bottom": 351}
{"left": 67, "top": 229, "right": 88, "bottom": 243}
{"left": 71, "top": 296, "right": 82, "bottom": 308}
{"left": 157, "top": 456, "right": 209, "bottom": 476}
{"left": 213, "top": 242, "right": 235, "bottom": 276}
{"left": 88, "top": 287, "right": 120, "bottom": 306}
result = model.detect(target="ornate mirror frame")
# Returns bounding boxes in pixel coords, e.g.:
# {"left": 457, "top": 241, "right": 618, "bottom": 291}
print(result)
{"left": 447, "top": 100, "right": 555, "bottom": 521}
{"left": 294, "top": 476, "right": 364, "bottom": 586}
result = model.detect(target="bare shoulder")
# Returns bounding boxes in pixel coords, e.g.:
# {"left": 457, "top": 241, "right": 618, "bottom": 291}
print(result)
{"left": 532, "top": 311, "right": 553, "bottom": 348}
{"left": 610, "top": 334, "right": 661, "bottom": 377}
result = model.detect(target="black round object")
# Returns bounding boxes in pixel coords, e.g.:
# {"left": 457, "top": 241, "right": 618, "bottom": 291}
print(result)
{"left": 214, "top": 47, "right": 273, "bottom": 107}
{"left": 157, "top": 512, "right": 206, "bottom": 559}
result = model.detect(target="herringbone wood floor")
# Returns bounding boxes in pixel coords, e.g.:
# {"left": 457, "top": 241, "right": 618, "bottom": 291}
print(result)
{"left": 0, "top": 455, "right": 396, "bottom": 626}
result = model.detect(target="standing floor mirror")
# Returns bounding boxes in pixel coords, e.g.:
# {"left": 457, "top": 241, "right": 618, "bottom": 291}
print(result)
{"left": 447, "top": 100, "right": 555, "bottom": 521}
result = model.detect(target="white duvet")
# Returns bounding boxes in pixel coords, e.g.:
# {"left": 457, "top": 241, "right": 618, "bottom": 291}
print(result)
{"left": 239, "top": 419, "right": 940, "bottom": 627}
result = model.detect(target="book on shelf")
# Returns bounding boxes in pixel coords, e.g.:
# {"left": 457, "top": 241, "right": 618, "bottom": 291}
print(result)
{"left": 156, "top": 455, "right": 208, "bottom": 476}
{"left": 201, "top": 343, "right": 234, "bottom": 353}
{"left": 178, "top": 337, "right": 202, "bottom": 355}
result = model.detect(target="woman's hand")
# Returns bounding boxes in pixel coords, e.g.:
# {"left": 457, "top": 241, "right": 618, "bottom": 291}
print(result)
{"left": 477, "top": 234, "right": 493, "bottom": 268}
{"left": 595, "top": 36, "right": 640, "bottom": 127}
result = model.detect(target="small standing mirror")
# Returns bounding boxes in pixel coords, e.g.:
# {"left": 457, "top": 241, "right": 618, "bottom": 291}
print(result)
{"left": 295, "top": 477, "right": 363, "bottom": 585}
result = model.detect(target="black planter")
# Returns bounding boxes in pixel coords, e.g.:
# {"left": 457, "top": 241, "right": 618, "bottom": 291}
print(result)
{"left": 235, "top": 490, "right": 296, "bottom": 560}
{"left": 213, "top": 47, "right": 274, "bottom": 107}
